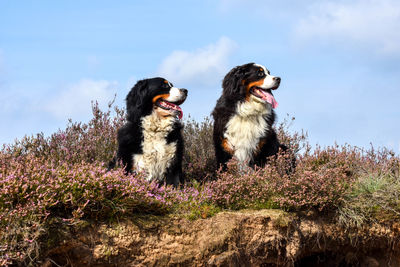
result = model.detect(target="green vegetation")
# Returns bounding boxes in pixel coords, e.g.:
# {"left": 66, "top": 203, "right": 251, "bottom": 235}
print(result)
{"left": 1, "top": 103, "right": 399, "bottom": 266}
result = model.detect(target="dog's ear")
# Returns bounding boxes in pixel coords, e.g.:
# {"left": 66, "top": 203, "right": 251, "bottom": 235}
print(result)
{"left": 126, "top": 79, "right": 149, "bottom": 121}
{"left": 222, "top": 63, "right": 253, "bottom": 98}
{"left": 222, "top": 66, "right": 244, "bottom": 97}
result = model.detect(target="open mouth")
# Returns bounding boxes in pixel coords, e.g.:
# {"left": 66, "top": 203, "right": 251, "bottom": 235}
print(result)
{"left": 250, "top": 87, "right": 279, "bottom": 108}
{"left": 155, "top": 99, "right": 184, "bottom": 119}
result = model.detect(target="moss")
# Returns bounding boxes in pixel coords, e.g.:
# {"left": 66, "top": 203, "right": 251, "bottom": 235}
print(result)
{"left": 186, "top": 203, "right": 221, "bottom": 220}
{"left": 272, "top": 212, "right": 293, "bottom": 229}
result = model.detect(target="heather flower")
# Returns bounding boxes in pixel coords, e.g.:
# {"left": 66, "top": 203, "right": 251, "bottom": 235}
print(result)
{"left": 1, "top": 103, "right": 399, "bottom": 266}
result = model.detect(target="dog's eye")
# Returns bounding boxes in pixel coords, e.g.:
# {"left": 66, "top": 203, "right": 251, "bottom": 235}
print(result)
{"left": 163, "top": 83, "right": 170, "bottom": 88}
{"left": 258, "top": 70, "right": 264, "bottom": 77}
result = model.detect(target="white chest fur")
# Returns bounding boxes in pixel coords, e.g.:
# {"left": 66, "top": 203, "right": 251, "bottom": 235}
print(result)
{"left": 224, "top": 99, "right": 271, "bottom": 163}
{"left": 133, "top": 113, "right": 177, "bottom": 181}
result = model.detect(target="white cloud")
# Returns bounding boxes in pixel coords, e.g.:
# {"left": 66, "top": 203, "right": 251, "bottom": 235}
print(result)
{"left": 157, "top": 36, "right": 237, "bottom": 86}
{"left": 294, "top": 0, "right": 400, "bottom": 55}
{"left": 45, "top": 79, "right": 117, "bottom": 120}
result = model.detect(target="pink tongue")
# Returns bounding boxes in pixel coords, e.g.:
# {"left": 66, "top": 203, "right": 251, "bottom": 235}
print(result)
{"left": 259, "top": 90, "right": 278, "bottom": 109}
{"left": 170, "top": 103, "right": 183, "bottom": 119}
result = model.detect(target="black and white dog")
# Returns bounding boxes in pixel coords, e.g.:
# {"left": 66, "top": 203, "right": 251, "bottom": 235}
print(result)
{"left": 113, "top": 77, "right": 188, "bottom": 186}
{"left": 212, "top": 63, "right": 286, "bottom": 169}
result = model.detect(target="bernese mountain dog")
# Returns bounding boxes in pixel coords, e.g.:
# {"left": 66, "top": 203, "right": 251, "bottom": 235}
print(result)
{"left": 113, "top": 77, "right": 188, "bottom": 186}
{"left": 212, "top": 63, "right": 286, "bottom": 169}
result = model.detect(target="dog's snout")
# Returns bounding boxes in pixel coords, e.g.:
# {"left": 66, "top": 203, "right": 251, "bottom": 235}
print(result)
{"left": 180, "top": 88, "right": 188, "bottom": 95}
{"left": 273, "top": 77, "right": 281, "bottom": 83}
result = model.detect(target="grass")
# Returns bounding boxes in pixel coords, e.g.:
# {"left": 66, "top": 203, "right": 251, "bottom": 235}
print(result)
{"left": 338, "top": 172, "right": 400, "bottom": 227}
{"left": 1, "top": 102, "right": 399, "bottom": 266}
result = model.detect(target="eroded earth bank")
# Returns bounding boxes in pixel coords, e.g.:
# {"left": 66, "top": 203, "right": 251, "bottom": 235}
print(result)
{"left": 42, "top": 210, "right": 400, "bottom": 267}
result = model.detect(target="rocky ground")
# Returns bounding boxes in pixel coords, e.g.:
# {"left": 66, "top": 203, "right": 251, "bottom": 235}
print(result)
{"left": 39, "top": 209, "right": 400, "bottom": 267}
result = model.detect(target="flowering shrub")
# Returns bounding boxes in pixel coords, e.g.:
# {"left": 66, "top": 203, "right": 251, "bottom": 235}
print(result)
{"left": 1, "top": 102, "right": 399, "bottom": 266}
{"left": 337, "top": 147, "right": 400, "bottom": 227}
{"left": 276, "top": 115, "right": 308, "bottom": 155}
{"left": 206, "top": 161, "right": 277, "bottom": 210}
{"left": 271, "top": 148, "right": 353, "bottom": 211}
{"left": 0, "top": 156, "right": 178, "bottom": 264}
{"left": 207, "top": 147, "right": 354, "bottom": 211}
{"left": 5, "top": 102, "right": 125, "bottom": 165}
{"left": 182, "top": 116, "right": 217, "bottom": 181}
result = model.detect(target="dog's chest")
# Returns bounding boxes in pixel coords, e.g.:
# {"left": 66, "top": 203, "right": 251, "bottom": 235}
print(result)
{"left": 133, "top": 114, "right": 177, "bottom": 181}
{"left": 224, "top": 100, "right": 271, "bottom": 163}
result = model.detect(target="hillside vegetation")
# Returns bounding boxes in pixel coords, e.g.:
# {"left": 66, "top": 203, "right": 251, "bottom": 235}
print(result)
{"left": 1, "top": 103, "right": 399, "bottom": 266}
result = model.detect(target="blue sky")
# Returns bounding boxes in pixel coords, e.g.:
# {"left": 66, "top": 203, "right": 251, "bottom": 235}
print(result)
{"left": 1, "top": 0, "right": 400, "bottom": 153}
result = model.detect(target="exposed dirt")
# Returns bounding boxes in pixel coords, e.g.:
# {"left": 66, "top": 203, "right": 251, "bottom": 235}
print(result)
{"left": 40, "top": 210, "right": 400, "bottom": 267}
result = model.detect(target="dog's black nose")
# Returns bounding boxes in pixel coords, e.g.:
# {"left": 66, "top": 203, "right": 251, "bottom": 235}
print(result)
{"left": 273, "top": 77, "right": 281, "bottom": 83}
{"left": 181, "top": 88, "right": 188, "bottom": 95}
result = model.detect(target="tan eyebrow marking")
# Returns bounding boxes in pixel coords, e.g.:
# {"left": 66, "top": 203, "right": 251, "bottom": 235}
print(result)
{"left": 152, "top": 94, "right": 170, "bottom": 103}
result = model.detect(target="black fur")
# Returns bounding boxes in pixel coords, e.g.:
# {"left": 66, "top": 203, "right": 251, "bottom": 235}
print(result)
{"left": 212, "top": 63, "right": 286, "bottom": 169}
{"left": 110, "top": 77, "right": 186, "bottom": 186}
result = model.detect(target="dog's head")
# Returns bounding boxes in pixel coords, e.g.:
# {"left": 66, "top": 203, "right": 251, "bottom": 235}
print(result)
{"left": 126, "top": 77, "right": 188, "bottom": 121}
{"left": 222, "top": 63, "right": 281, "bottom": 108}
